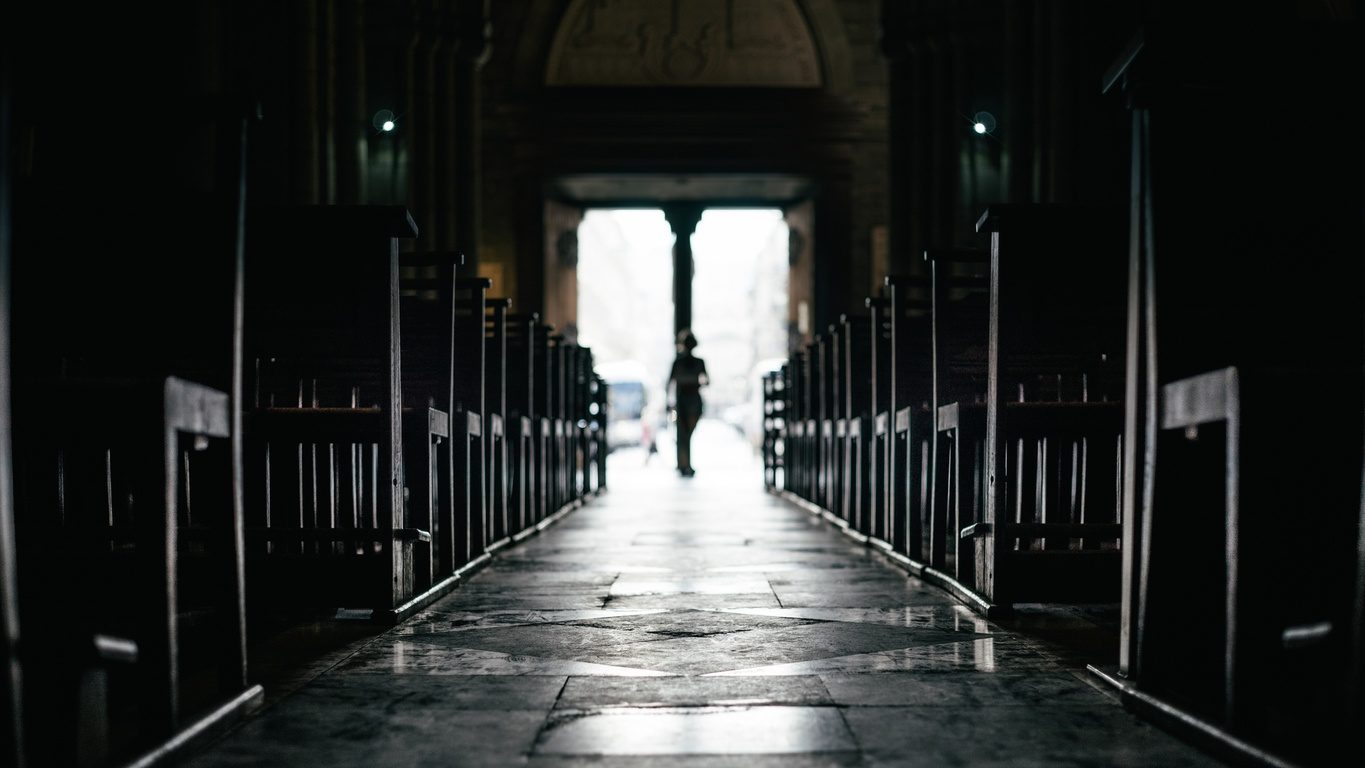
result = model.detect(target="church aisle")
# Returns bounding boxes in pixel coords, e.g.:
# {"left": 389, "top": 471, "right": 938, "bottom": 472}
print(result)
{"left": 187, "top": 422, "right": 1218, "bottom": 767}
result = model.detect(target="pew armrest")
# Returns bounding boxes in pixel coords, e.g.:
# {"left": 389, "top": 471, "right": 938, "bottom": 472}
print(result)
{"left": 960, "top": 522, "right": 1123, "bottom": 540}
{"left": 461, "top": 410, "right": 482, "bottom": 438}
{"left": 429, "top": 408, "right": 449, "bottom": 439}
{"left": 247, "top": 527, "right": 432, "bottom": 544}
{"left": 92, "top": 634, "right": 139, "bottom": 664}
{"left": 251, "top": 407, "right": 386, "bottom": 441}
{"left": 895, "top": 407, "right": 911, "bottom": 434}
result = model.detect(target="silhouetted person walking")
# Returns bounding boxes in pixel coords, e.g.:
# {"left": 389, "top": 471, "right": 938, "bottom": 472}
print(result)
{"left": 667, "top": 329, "right": 708, "bottom": 476}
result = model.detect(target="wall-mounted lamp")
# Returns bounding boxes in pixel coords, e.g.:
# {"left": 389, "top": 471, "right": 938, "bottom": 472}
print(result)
{"left": 372, "top": 109, "right": 397, "bottom": 133}
{"left": 972, "top": 110, "right": 997, "bottom": 136}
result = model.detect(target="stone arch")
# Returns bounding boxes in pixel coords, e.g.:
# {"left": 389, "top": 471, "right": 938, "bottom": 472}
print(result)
{"left": 518, "top": 0, "right": 853, "bottom": 91}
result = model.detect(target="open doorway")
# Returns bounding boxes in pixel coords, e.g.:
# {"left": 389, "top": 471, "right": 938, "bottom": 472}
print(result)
{"left": 690, "top": 209, "right": 789, "bottom": 450}
{"left": 577, "top": 208, "right": 788, "bottom": 479}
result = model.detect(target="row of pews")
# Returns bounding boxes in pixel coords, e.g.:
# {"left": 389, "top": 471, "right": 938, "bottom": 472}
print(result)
{"left": 771, "top": 206, "right": 1127, "bottom": 613}
{"left": 0, "top": 204, "right": 607, "bottom": 767}
{"left": 763, "top": 27, "right": 1365, "bottom": 768}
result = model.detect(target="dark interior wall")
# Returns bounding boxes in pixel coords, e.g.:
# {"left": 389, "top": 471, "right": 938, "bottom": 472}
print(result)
{"left": 883, "top": 0, "right": 1139, "bottom": 292}
{"left": 481, "top": 0, "right": 890, "bottom": 330}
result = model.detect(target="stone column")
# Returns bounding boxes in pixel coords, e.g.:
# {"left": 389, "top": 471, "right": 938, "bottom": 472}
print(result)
{"left": 662, "top": 204, "right": 704, "bottom": 337}
{"left": 454, "top": 0, "right": 491, "bottom": 270}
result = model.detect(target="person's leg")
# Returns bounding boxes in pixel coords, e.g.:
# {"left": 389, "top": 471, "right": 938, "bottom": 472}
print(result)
{"left": 678, "top": 412, "right": 698, "bottom": 473}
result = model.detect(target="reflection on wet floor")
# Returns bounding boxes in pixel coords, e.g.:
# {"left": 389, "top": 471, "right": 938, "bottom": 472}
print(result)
{"left": 187, "top": 421, "right": 1222, "bottom": 767}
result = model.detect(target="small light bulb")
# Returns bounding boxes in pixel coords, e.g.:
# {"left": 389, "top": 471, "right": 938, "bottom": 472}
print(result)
{"left": 382, "top": 120, "right": 396, "bottom": 132}
{"left": 974, "top": 122, "right": 986, "bottom": 134}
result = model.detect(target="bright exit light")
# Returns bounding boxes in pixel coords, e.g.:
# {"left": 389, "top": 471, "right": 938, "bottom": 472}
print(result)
{"left": 382, "top": 120, "right": 396, "bottom": 132}
{"left": 973, "top": 122, "right": 986, "bottom": 134}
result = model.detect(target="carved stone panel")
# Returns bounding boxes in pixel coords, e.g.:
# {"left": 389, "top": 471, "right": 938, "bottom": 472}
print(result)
{"left": 546, "top": 0, "right": 823, "bottom": 87}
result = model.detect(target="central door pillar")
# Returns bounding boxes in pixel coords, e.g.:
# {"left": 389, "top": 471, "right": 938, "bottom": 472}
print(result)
{"left": 663, "top": 204, "right": 704, "bottom": 336}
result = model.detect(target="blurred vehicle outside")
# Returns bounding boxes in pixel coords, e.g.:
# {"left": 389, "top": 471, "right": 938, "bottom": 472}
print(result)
{"left": 598, "top": 359, "right": 664, "bottom": 453}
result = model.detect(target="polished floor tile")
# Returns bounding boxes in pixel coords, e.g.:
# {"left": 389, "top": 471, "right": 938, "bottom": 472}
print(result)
{"left": 535, "top": 706, "right": 857, "bottom": 755}
{"left": 555, "top": 675, "right": 834, "bottom": 709}
{"left": 189, "top": 423, "right": 1223, "bottom": 767}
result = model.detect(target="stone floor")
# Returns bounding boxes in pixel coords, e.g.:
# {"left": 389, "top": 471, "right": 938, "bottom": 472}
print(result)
{"left": 188, "top": 421, "right": 1222, "bottom": 767}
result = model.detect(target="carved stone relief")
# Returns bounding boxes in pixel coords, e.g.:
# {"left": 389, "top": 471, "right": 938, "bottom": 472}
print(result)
{"left": 546, "top": 0, "right": 822, "bottom": 87}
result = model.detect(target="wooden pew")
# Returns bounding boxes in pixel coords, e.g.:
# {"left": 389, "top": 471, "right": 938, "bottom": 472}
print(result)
{"left": 397, "top": 252, "right": 461, "bottom": 604}
{"left": 14, "top": 379, "right": 250, "bottom": 766}
{"left": 588, "top": 372, "right": 608, "bottom": 496}
{"left": 0, "top": 75, "right": 16, "bottom": 767}
{"left": 484, "top": 298, "right": 510, "bottom": 549}
{"left": 532, "top": 323, "right": 555, "bottom": 525}
{"left": 949, "top": 206, "right": 1126, "bottom": 612}
{"left": 1099, "top": 26, "right": 1365, "bottom": 766}
{"left": 453, "top": 278, "right": 489, "bottom": 563}
{"left": 585, "top": 350, "right": 601, "bottom": 497}
{"left": 814, "top": 333, "right": 835, "bottom": 515}
{"left": 504, "top": 314, "right": 539, "bottom": 534}
{"left": 795, "top": 349, "right": 816, "bottom": 505}
{"left": 885, "top": 275, "right": 933, "bottom": 566}
{"left": 780, "top": 355, "right": 805, "bottom": 499}
{"left": 828, "top": 327, "right": 848, "bottom": 524}
{"left": 865, "top": 294, "right": 893, "bottom": 549}
{"left": 839, "top": 313, "right": 874, "bottom": 537}
{"left": 545, "top": 333, "right": 566, "bottom": 516}
{"left": 762, "top": 368, "right": 786, "bottom": 491}
{"left": 927, "top": 251, "right": 989, "bottom": 580}
{"left": 5, "top": 92, "right": 259, "bottom": 764}
{"left": 561, "top": 342, "right": 582, "bottom": 504}
{"left": 244, "top": 206, "right": 429, "bottom": 621}
{"left": 571, "top": 346, "right": 596, "bottom": 500}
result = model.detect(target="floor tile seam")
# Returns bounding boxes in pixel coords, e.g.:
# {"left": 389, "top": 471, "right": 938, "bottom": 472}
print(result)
{"left": 527, "top": 676, "right": 575, "bottom": 761}
{"left": 822, "top": 701, "right": 1133, "bottom": 710}
{"left": 806, "top": 671, "right": 867, "bottom": 759}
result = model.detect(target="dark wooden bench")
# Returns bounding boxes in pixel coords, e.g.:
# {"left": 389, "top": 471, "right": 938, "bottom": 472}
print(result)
{"left": 795, "top": 349, "right": 816, "bottom": 505}
{"left": 885, "top": 275, "right": 933, "bottom": 565}
{"left": 865, "top": 294, "right": 893, "bottom": 548}
{"left": 397, "top": 252, "right": 462, "bottom": 602}
{"left": 927, "top": 250, "right": 990, "bottom": 580}
{"left": 762, "top": 369, "right": 786, "bottom": 491}
{"left": 587, "top": 371, "right": 608, "bottom": 496}
{"left": 6, "top": 117, "right": 260, "bottom": 763}
{"left": 532, "top": 323, "right": 556, "bottom": 525}
{"left": 484, "top": 298, "right": 510, "bottom": 548}
{"left": 949, "top": 206, "right": 1126, "bottom": 611}
{"left": 13, "top": 378, "right": 250, "bottom": 765}
{"left": 453, "top": 277, "right": 489, "bottom": 562}
{"left": 504, "top": 314, "right": 539, "bottom": 534}
{"left": 839, "top": 313, "right": 874, "bottom": 537}
{"left": 1101, "top": 27, "right": 1365, "bottom": 766}
{"left": 569, "top": 345, "right": 597, "bottom": 501}
{"left": 244, "top": 206, "right": 436, "bottom": 622}
{"left": 814, "top": 332, "right": 837, "bottom": 517}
